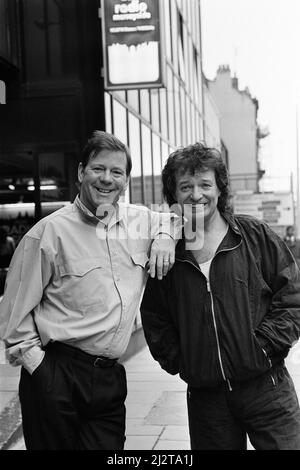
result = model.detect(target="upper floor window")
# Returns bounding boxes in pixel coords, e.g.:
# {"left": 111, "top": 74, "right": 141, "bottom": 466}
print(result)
{"left": 22, "top": 0, "right": 78, "bottom": 80}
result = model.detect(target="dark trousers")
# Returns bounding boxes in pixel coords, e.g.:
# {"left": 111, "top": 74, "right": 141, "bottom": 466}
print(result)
{"left": 187, "top": 364, "right": 300, "bottom": 450}
{"left": 19, "top": 342, "right": 127, "bottom": 450}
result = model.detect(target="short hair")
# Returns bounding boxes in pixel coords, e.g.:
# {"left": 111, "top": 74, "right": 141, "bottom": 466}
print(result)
{"left": 162, "top": 142, "right": 232, "bottom": 213}
{"left": 81, "top": 131, "right": 132, "bottom": 176}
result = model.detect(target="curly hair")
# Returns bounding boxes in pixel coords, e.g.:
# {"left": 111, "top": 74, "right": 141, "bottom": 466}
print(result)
{"left": 162, "top": 142, "right": 232, "bottom": 213}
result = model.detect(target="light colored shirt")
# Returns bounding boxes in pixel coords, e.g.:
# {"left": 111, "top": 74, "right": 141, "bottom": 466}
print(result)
{"left": 0, "top": 196, "right": 179, "bottom": 374}
{"left": 199, "top": 258, "right": 213, "bottom": 282}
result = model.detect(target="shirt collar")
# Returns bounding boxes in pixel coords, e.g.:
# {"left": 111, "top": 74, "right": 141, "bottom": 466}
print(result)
{"left": 74, "top": 195, "right": 126, "bottom": 228}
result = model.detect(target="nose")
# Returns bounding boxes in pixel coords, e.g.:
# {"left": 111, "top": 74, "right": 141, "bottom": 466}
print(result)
{"left": 191, "top": 187, "right": 203, "bottom": 202}
{"left": 100, "top": 169, "right": 113, "bottom": 183}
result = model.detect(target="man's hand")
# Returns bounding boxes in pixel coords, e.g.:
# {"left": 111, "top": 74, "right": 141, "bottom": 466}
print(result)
{"left": 148, "top": 236, "right": 176, "bottom": 280}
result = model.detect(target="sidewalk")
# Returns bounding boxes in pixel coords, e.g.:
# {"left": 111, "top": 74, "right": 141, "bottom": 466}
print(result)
{"left": 1, "top": 338, "right": 300, "bottom": 451}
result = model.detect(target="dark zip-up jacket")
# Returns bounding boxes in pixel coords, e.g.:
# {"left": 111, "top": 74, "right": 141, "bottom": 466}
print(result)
{"left": 141, "top": 213, "right": 300, "bottom": 388}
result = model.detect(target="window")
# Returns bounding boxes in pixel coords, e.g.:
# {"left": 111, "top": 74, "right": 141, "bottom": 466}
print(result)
{"left": 140, "top": 89, "right": 150, "bottom": 121}
{"left": 166, "top": 67, "right": 175, "bottom": 145}
{"left": 112, "top": 99, "right": 128, "bottom": 145}
{"left": 152, "top": 134, "right": 162, "bottom": 203}
{"left": 128, "top": 113, "right": 143, "bottom": 204}
{"left": 178, "top": 12, "right": 185, "bottom": 81}
{"left": 0, "top": 81, "right": 6, "bottom": 104}
{"left": 22, "top": 0, "right": 78, "bottom": 80}
{"left": 174, "top": 77, "right": 181, "bottom": 145}
{"left": 159, "top": 88, "right": 168, "bottom": 139}
{"left": 150, "top": 90, "right": 160, "bottom": 133}
{"left": 141, "top": 124, "right": 153, "bottom": 206}
{"left": 104, "top": 92, "right": 112, "bottom": 133}
{"left": 0, "top": 0, "right": 19, "bottom": 66}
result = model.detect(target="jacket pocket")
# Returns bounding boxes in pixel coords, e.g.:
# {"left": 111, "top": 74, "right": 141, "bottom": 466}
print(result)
{"left": 252, "top": 331, "right": 272, "bottom": 369}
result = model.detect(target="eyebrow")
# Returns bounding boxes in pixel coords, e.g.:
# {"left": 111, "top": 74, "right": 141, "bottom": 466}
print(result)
{"left": 90, "top": 163, "right": 125, "bottom": 172}
{"left": 178, "top": 177, "right": 214, "bottom": 184}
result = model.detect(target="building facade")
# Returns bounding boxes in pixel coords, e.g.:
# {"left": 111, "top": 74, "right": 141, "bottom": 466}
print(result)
{"left": 208, "top": 65, "right": 261, "bottom": 193}
{"left": 0, "top": 0, "right": 205, "bottom": 245}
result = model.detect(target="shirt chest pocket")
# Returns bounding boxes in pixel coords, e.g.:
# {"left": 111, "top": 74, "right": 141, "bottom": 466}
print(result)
{"left": 58, "top": 258, "right": 104, "bottom": 311}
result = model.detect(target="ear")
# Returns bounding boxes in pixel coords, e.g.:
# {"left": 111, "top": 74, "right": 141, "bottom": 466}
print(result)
{"left": 78, "top": 162, "right": 85, "bottom": 184}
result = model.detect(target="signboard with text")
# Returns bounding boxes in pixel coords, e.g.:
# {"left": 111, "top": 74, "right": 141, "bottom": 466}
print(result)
{"left": 233, "top": 192, "right": 294, "bottom": 228}
{"left": 101, "top": 0, "right": 165, "bottom": 89}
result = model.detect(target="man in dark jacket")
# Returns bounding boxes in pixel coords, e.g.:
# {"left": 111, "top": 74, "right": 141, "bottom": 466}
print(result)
{"left": 140, "top": 142, "right": 300, "bottom": 450}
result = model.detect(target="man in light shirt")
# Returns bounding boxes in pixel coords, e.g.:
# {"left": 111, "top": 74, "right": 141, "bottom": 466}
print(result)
{"left": 0, "top": 130, "right": 179, "bottom": 450}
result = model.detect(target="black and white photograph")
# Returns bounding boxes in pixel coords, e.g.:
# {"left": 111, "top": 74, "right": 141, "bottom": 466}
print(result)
{"left": 0, "top": 0, "right": 300, "bottom": 455}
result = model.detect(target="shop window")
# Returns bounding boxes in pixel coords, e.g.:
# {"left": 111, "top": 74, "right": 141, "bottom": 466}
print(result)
{"left": 0, "top": 148, "right": 77, "bottom": 246}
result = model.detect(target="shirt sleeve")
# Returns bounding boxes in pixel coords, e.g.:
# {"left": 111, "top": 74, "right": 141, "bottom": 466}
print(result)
{"left": 0, "top": 234, "right": 53, "bottom": 374}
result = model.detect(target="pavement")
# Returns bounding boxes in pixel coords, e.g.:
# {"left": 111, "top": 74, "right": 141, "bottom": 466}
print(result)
{"left": 1, "top": 336, "right": 300, "bottom": 451}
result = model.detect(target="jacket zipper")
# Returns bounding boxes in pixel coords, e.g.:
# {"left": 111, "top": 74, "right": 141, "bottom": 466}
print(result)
{"left": 178, "top": 258, "right": 232, "bottom": 390}
{"left": 177, "top": 240, "right": 242, "bottom": 392}
{"left": 208, "top": 242, "right": 242, "bottom": 392}
{"left": 206, "top": 278, "right": 232, "bottom": 390}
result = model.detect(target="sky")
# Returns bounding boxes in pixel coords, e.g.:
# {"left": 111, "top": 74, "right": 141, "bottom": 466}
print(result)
{"left": 200, "top": 0, "right": 300, "bottom": 193}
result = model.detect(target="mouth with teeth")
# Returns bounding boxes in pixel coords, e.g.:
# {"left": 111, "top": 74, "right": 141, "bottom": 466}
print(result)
{"left": 95, "top": 187, "right": 113, "bottom": 194}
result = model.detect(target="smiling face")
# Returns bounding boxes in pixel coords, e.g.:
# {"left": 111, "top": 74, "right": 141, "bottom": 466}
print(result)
{"left": 78, "top": 149, "right": 129, "bottom": 214}
{"left": 174, "top": 168, "right": 221, "bottom": 223}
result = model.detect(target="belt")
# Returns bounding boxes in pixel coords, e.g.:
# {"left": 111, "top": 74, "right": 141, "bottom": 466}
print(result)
{"left": 46, "top": 341, "right": 119, "bottom": 368}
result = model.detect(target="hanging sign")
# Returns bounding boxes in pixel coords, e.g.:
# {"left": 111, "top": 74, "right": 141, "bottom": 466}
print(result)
{"left": 101, "top": 0, "right": 165, "bottom": 89}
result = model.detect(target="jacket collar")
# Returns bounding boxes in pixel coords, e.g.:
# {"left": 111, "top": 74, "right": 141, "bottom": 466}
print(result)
{"left": 175, "top": 211, "right": 242, "bottom": 263}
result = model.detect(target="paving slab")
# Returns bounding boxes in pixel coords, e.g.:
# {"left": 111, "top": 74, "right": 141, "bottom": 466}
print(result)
{"left": 126, "top": 424, "right": 163, "bottom": 436}
{"left": 125, "top": 403, "right": 154, "bottom": 419}
{"left": 154, "top": 440, "right": 190, "bottom": 450}
{"left": 160, "top": 426, "right": 190, "bottom": 441}
{"left": 145, "top": 391, "right": 188, "bottom": 426}
{"left": 125, "top": 390, "right": 162, "bottom": 404}
{"left": 125, "top": 435, "right": 158, "bottom": 450}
